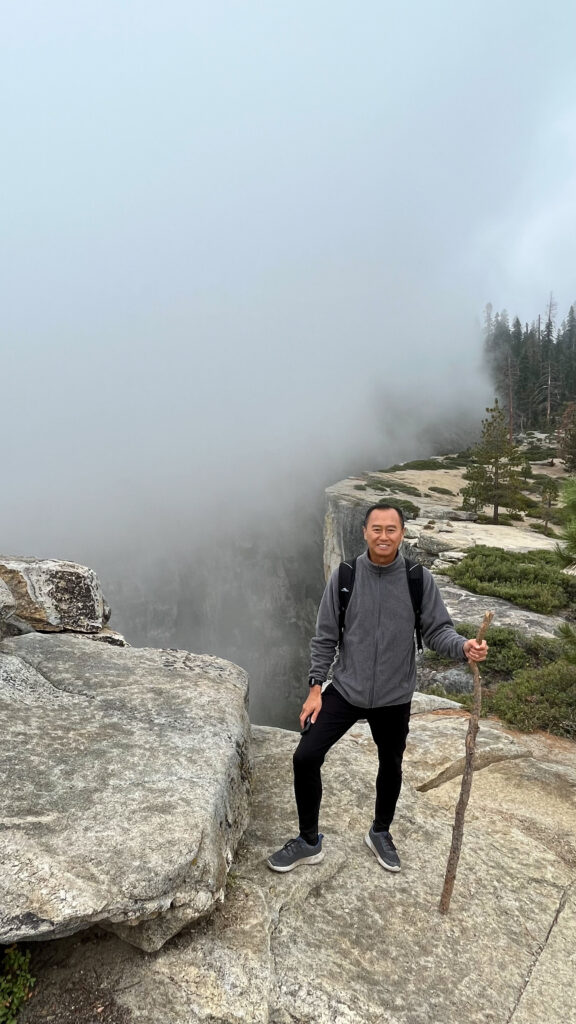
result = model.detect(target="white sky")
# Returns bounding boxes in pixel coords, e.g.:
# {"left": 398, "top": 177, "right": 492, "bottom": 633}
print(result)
{"left": 2, "top": 1, "right": 576, "bottom": 558}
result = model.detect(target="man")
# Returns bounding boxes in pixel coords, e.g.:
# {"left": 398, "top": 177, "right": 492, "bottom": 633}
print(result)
{"left": 267, "top": 503, "right": 487, "bottom": 874}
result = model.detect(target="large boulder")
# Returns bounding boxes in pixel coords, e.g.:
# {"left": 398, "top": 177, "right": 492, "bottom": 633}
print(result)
{"left": 0, "top": 633, "right": 251, "bottom": 952}
{"left": 19, "top": 713, "right": 576, "bottom": 1024}
{"left": 0, "top": 556, "right": 107, "bottom": 634}
{"left": 416, "top": 530, "right": 468, "bottom": 555}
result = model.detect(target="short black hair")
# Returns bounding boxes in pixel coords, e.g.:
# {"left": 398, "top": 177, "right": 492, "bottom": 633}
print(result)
{"left": 363, "top": 503, "right": 405, "bottom": 528}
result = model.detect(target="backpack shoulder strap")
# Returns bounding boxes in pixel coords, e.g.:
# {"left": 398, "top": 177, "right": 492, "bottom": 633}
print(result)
{"left": 338, "top": 556, "right": 357, "bottom": 645}
{"left": 405, "top": 558, "right": 424, "bottom": 652}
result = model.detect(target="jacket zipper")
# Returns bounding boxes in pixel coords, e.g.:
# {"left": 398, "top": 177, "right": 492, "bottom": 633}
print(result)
{"left": 369, "top": 571, "right": 382, "bottom": 707}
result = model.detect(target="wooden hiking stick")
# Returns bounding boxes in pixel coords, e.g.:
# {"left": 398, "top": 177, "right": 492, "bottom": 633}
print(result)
{"left": 438, "top": 610, "right": 494, "bottom": 915}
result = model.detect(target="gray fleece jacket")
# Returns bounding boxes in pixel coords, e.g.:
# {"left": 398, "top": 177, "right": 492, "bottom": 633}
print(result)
{"left": 309, "top": 551, "right": 467, "bottom": 708}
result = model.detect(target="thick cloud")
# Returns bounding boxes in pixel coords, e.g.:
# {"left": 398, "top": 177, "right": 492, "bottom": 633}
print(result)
{"left": 2, "top": 0, "right": 575, "bottom": 561}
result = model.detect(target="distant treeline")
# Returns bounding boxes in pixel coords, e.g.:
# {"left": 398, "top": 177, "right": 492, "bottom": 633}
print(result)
{"left": 484, "top": 295, "right": 576, "bottom": 434}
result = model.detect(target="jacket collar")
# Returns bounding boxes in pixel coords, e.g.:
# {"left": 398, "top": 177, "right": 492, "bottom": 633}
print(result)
{"left": 358, "top": 550, "right": 405, "bottom": 575}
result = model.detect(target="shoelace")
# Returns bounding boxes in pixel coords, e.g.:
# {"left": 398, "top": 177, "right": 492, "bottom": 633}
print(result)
{"left": 282, "top": 838, "right": 305, "bottom": 853}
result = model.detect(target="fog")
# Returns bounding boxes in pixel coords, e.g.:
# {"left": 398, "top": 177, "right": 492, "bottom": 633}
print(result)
{"left": 2, "top": 2, "right": 576, "bottom": 716}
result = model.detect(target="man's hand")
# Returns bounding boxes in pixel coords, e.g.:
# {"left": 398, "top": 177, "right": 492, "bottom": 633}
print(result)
{"left": 299, "top": 687, "right": 323, "bottom": 729}
{"left": 463, "top": 639, "right": 488, "bottom": 662}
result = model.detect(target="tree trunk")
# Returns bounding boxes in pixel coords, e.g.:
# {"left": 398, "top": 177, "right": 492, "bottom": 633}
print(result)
{"left": 507, "top": 355, "right": 514, "bottom": 443}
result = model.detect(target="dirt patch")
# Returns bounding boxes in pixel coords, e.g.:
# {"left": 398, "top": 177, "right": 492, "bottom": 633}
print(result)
{"left": 19, "top": 932, "right": 136, "bottom": 1024}
{"left": 22, "top": 981, "right": 133, "bottom": 1024}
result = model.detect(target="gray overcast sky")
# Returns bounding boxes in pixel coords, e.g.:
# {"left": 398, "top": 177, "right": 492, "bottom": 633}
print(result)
{"left": 2, "top": 1, "right": 576, "bottom": 557}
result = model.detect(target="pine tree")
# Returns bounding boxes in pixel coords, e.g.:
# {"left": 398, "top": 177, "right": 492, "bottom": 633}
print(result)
{"left": 559, "top": 403, "right": 576, "bottom": 472}
{"left": 485, "top": 311, "right": 517, "bottom": 440}
{"left": 557, "top": 478, "right": 576, "bottom": 566}
{"left": 461, "top": 400, "right": 524, "bottom": 524}
{"left": 537, "top": 477, "right": 560, "bottom": 535}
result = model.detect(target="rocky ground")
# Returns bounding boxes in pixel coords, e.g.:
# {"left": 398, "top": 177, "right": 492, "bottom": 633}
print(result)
{"left": 19, "top": 706, "right": 576, "bottom": 1024}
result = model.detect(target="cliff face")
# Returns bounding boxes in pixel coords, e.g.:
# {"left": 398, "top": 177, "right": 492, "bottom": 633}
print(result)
{"left": 98, "top": 514, "right": 325, "bottom": 730}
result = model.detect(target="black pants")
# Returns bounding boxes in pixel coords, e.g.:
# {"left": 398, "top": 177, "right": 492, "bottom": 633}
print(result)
{"left": 293, "top": 683, "right": 411, "bottom": 842}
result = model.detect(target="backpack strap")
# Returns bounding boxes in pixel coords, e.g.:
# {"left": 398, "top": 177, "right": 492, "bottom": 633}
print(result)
{"left": 405, "top": 558, "right": 424, "bottom": 652}
{"left": 338, "top": 557, "right": 357, "bottom": 645}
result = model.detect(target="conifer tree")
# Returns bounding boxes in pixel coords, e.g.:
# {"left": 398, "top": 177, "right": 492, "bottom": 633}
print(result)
{"left": 537, "top": 477, "right": 560, "bottom": 535}
{"left": 461, "top": 400, "right": 524, "bottom": 524}
{"left": 559, "top": 478, "right": 576, "bottom": 563}
{"left": 559, "top": 403, "right": 576, "bottom": 472}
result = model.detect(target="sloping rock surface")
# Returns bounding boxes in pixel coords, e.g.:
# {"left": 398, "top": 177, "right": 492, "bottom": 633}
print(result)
{"left": 433, "top": 576, "right": 564, "bottom": 635}
{"left": 20, "top": 714, "right": 576, "bottom": 1024}
{"left": 0, "top": 633, "right": 251, "bottom": 952}
{"left": 0, "top": 556, "right": 106, "bottom": 634}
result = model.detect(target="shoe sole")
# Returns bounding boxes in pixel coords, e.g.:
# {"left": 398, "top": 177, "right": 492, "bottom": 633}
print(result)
{"left": 267, "top": 851, "right": 325, "bottom": 873}
{"left": 365, "top": 832, "right": 401, "bottom": 872}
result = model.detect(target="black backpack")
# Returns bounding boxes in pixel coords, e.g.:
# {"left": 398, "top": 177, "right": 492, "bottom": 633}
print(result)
{"left": 338, "top": 556, "right": 424, "bottom": 652}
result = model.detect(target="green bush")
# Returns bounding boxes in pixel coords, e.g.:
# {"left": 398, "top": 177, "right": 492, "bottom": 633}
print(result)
{"left": 518, "top": 494, "right": 539, "bottom": 509}
{"left": 0, "top": 946, "right": 35, "bottom": 1024}
{"left": 370, "top": 497, "right": 420, "bottom": 520}
{"left": 491, "top": 661, "right": 576, "bottom": 738}
{"left": 475, "top": 512, "right": 519, "bottom": 525}
{"left": 396, "top": 459, "right": 445, "bottom": 471}
{"left": 353, "top": 484, "right": 367, "bottom": 491}
{"left": 429, "top": 485, "right": 454, "bottom": 495}
{"left": 369, "top": 497, "right": 420, "bottom": 519}
{"left": 441, "top": 453, "right": 474, "bottom": 467}
{"left": 366, "top": 476, "right": 421, "bottom": 497}
{"left": 379, "top": 459, "right": 445, "bottom": 472}
{"left": 525, "top": 505, "right": 568, "bottom": 525}
{"left": 424, "top": 622, "right": 562, "bottom": 686}
{"left": 519, "top": 445, "right": 558, "bottom": 461}
{"left": 444, "top": 546, "right": 576, "bottom": 614}
{"left": 529, "top": 522, "right": 553, "bottom": 535}
{"left": 397, "top": 499, "right": 420, "bottom": 519}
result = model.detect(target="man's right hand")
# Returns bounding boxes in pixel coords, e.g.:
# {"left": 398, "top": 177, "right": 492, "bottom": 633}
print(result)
{"left": 299, "top": 686, "right": 323, "bottom": 730}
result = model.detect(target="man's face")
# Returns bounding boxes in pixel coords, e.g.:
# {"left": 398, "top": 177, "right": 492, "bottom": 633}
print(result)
{"left": 363, "top": 507, "right": 405, "bottom": 565}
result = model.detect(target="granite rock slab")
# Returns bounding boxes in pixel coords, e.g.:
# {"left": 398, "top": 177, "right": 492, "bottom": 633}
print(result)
{"left": 20, "top": 722, "right": 576, "bottom": 1024}
{"left": 0, "top": 633, "right": 251, "bottom": 951}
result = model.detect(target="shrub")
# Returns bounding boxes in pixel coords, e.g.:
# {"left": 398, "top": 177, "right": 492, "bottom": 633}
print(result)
{"left": 444, "top": 546, "right": 576, "bottom": 614}
{"left": 529, "top": 522, "right": 553, "bottom": 535}
{"left": 519, "top": 445, "right": 558, "bottom": 461}
{"left": 518, "top": 494, "right": 539, "bottom": 509}
{"left": 475, "top": 512, "right": 519, "bottom": 525}
{"left": 491, "top": 661, "right": 576, "bottom": 738}
{"left": 0, "top": 946, "right": 35, "bottom": 1024}
{"left": 424, "top": 622, "right": 562, "bottom": 686}
{"left": 396, "top": 499, "right": 420, "bottom": 519}
{"left": 396, "top": 459, "right": 445, "bottom": 471}
{"left": 353, "top": 484, "right": 367, "bottom": 491}
{"left": 429, "top": 486, "right": 454, "bottom": 495}
{"left": 525, "top": 505, "right": 567, "bottom": 525}
{"left": 370, "top": 498, "right": 420, "bottom": 520}
{"left": 366, "top": 476, "right": 421, "bottom": 497}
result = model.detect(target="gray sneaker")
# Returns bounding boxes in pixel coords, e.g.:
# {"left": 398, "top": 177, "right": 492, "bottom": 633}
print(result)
{"left": 267, "top": 835, "right": 325, "bottom": 873}
{"left": 365, "top": 827, "right": 401, "bottom": 872}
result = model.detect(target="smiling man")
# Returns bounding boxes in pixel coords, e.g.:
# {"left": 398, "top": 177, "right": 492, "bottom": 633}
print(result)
{"left": 267, "top": 503, "right": 487, "bottom": 874}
